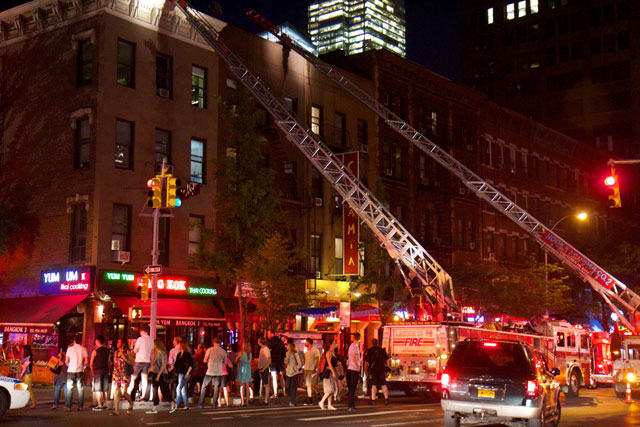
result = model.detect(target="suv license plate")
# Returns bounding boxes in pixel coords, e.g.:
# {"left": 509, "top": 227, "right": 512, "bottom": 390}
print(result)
{"left": 478, "top": 389, "right": 495, "bottom": 398}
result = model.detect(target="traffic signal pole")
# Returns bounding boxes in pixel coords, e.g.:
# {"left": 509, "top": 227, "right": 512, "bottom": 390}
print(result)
{"left": 149, "top": 157, "right": 167, "bottom": 339}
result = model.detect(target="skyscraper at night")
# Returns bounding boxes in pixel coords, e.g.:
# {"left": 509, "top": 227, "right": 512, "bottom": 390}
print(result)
{"left": 308, "top": 0, "right": 406, "bottom": 57}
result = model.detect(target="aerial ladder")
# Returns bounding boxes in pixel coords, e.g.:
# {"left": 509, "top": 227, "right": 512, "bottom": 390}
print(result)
{"left": 168, "top": 0, "right": 457, "bottom": 318}
{"left": 248, "top": 11, "right": 640, "bottom": 333}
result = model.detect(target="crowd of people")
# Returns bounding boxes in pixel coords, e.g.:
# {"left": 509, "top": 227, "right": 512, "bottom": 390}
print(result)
{"left": 22, "top": 326, "right": 392, "bottom": 415}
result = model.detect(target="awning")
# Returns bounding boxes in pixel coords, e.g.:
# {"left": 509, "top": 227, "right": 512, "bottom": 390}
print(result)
{"left": 112, "top": 297, "right": 224, "bottom": 321}
{"left": 0, "top": 294, "right": 88, "bottom": 327}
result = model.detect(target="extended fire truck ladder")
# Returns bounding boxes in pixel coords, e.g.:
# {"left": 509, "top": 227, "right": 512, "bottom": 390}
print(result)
{"left": 168, "top": 0, "right": 457, "bottom": 317}
{"left": 247, "top": 12, "right": 640, "bottom": 332}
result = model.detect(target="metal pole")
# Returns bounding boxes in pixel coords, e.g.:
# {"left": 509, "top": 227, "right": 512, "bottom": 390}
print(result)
{"left": 544, "top": 250, "right": 548, "bottom": 317}
{"left": 150, "top": 158, "right": 166, "bottom": 339}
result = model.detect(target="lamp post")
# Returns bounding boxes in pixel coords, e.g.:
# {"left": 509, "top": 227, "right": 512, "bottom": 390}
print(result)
{"left": 543, "top": 212, "right": 588, "bottom": 316}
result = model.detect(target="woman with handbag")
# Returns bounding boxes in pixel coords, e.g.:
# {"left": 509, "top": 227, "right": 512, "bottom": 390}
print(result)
{"left": 318, "top": 339, "right": 338, "bottom": 410}
{"left": 110, "top": 338, "right": 134, "bottom": 415}
{"left": 146, "top": 339, "right": 169, "bottom": 414}
{"left": 284, "top": 341, "right": 302, "bottom": 407}
{"left": 51, "top": 348, "right": 68, "bottom": 409}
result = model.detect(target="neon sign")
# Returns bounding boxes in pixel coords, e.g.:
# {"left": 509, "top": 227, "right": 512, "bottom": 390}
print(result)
{"left": 104, "top": 271, "right": 216, "bottom": 297}
{"left": 40, "top": 267, "right": 93, "bottom": 295}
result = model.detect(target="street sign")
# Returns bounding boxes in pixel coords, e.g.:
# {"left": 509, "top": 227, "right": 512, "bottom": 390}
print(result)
{"left": 177, "top": 182, "right": 201, "bottom": 200}
{"left": 144, "top": 265, "right": 162, "bottom": 275}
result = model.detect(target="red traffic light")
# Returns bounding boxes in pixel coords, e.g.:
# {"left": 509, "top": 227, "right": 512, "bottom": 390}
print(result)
{"left": 147, "top": 178, "right": 159, "bottom": 189}
{"left": 604, "top": 175, "right": 616, "bottom": 187}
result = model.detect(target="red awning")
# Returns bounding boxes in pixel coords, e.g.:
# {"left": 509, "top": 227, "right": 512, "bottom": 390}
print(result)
{"left": 0, "top": 294, "right": 89, "bottom": 326}
{"left": 112, "top": 297, "right": 224, "bottom": 321}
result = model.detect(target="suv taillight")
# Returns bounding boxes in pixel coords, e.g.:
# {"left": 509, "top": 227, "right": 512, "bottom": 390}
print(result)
{"left": 527, "top": 380, "right": 539, "bottom": 398}
{"left": 441, "top": 373, "right": 450, "bottom": 389}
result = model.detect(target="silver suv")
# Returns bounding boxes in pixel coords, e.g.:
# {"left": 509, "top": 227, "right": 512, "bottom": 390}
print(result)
{"left": 441, "top": 339, "right": 561, "bottom": 427}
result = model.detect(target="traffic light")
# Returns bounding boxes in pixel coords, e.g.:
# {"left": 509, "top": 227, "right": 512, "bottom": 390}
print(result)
{"left": 138, "top": 275, "right": 150, "bottom": 301}
{"left": 129, "top": 305, "right": 143, "bottom": 321}
{"left": 166, "top": 175, "right": 182, "bottom": 208}
{"left": 147, "top": 176, "right": 163, "bottom": 208}
{"left": 604, "top": 168, "right": 621, "bottom": 208}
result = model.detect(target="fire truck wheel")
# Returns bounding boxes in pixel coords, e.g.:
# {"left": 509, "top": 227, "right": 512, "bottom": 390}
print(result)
{"left": 552, "top": 398, "right": 561, "bottom": 426}
{"left": 443, "top": 410, "right": 460, "bottom": 427}
{"left": 567, "top": 370, "right": 580, "bottom": 397}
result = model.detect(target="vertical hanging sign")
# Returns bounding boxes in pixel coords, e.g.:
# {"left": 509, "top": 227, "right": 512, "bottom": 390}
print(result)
{"left": 342, "top": 152, "right": 359, "bottom": 275}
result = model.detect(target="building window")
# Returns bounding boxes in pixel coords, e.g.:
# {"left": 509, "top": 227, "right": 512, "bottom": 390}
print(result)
{"left": 158, "top": 217, "right": 170, "bottom": 266}
{"left": 487, "top": 7, "right": 494, "bottom": 24}
{"left": 156, "top": 53, "right": 173, "bottom": 98}
{"left": 518, "top": 1, "right": 526, "bottom": 17}
{"left": 116, "top": 39, "right": 135, "bottom": 88}
{"left": 155, "top": 129, "right": 171, "bottom": 170}
{"left": 191, "top": 65, "right": 207, "bottom": 108}
{"left": 76, "top": 118, "right": 90, "bottom": 169}
{"left": 77, "top": 39, "right": 92, "bottom": 86}
{"left": 393, "top": 145, "right": 403, "bottom": 179}
{"left": 506, "top": 3, "right": 515, "bottom": 20}
{"left": 70, "top": 204, "right": 87, "bottom": 263}
{"left": 484, "top": 139, "right": 492, "bottom": 166}
{"left": 334, "top": 112, "right": 346, "bottom": 146}
{"left": 430, "top": 111, "right": 438, "bottom": 135}
{"left": 115, "top": 119, "right": 133, "bottom": 170}
{"left": 284, "top": 96, "right": 297, "bottom": 115}
{"left": 530, "top": 0, "right": 539, "bottom": 13}
{"left": 311, "top": 105, "right": 322, "bottom": 136}
{"left": 509, "top": 147, "right": 516, "bottom": 173}
{"left": 190, "top": 138, "right": 205, "bottom": 183}
{"left": 111, "top": 204, "right": 130, "bottom": 262}
{"left": 188, "top": 216, "right": 204, "bottom": 269}
{"left": 521, "top": 151, "right": 528, "bottom": 175}
{"left": 356, "top": 119, "right": 367, "bottom": 147}
{"left": 334, "top": 236, "right": 343, "bottom": 275}
{"left": 310, "top": 233, "right": 321, "bottom": 276}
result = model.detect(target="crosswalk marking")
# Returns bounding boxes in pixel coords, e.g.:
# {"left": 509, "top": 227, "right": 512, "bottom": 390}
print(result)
{"left": 297, "top": 408, "right": 434, "bottom": 421}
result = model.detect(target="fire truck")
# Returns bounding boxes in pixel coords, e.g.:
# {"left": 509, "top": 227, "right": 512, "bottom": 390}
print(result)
{"left": 383, "top": 319, "right": 591, "bottom": 398}
{"left": 613, "top": 335, "right": 640, "bottom": 397}
{"left": 590, "top": 331, "right": 613, "bottom": 385}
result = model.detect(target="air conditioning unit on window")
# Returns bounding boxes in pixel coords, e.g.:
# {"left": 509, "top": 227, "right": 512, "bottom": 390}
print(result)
{"left": 315, "top": 271, "right": 321, "bottom": 279}
{"left": 421, "top": 177, "right": 429, "bottom": 186}
{"left": 158, "top": 88, "right": 170, "bottom": 98}
{"left": 114, "top": 250, "right": 130, "bottom": 263}
{"left": 385, "top": 168, "right": 393, "bottom": 176}
{"left": 469, "top": 242, "right": 476, "bottom": 250}
{"left": 314, "top": 197, "right": 323, "bottom": 207}
{"left": 360, "top": 144, "right": 369, "bottom": 153}
{"left": 488, "top": 252, "right": 496, "bottom": 260}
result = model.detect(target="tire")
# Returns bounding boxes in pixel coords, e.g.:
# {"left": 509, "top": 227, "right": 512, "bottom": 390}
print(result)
{"left": 527, "top": 399, "right": 546, "bottom": 427}
{"left": 444, "top": 410, "right": 460, "bottom": 427}
{"left": 0, "top": 390, "right": 8, "bottom": 418}
{"left": 566, "top": 370, "right": 580, "bottom": 398}
{"left": 552, "top": 397, "right": 561, "bottom": 427}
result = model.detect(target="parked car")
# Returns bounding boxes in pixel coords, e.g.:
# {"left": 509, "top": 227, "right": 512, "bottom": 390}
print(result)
{"left": 0, "top": 376, "right": 30, "bottom": 417}
{"left": 441, "top": 339, "right": 561, "bottom": 427}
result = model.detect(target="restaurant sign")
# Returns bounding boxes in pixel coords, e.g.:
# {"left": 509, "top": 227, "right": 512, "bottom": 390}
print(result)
{"left": 40, "top": 266, "right": 93, "bottom": 295}
{"left": 104, "top": 271, "right": 216, "bottom": 297}
{"left": 3, "top": 325, "right": 55, "bottom": 335}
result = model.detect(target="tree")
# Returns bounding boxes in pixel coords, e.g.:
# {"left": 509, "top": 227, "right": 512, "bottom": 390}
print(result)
{"left": 238, "top": 232, "right": 308, "bottom": 329}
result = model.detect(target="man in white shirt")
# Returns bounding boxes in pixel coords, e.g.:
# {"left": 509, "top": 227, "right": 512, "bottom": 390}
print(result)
{"left": 347, "top": 332, "right": 361, "bottom": 411}
{"left": 198, "top": 336, "right": 227, "bottom": 408}
{"left": 65, "top": 334, "right": 88, "bottom": 411}
{"left": 127, "top": 324, "right": 154, "bottom": 399}
{"left": 303, "top": 338, "right": 320, "bottom": 405}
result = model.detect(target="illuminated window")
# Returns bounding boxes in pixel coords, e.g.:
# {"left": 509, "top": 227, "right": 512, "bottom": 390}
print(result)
{"left": 506, "top": 3, "right": 515, "bottom": 20}
{"left": 70, "top": 204, "right": 87, "bottom": 263}
{"left": 188, "top": 216, "right": 204, "bottom": 269}
{"left": 191, "top": 65, "right": 207, "bottom": 109}
{"left": 518, "top": 1, "right": 526, "bottom": 17}
{"left": 75, "top": 118, "right": 90, "bottom": 169}
{"left": 311, "top": 105, "right": 322, "bottom": 136}
{"left": 156, "top": 53, "right": 173, "bottom": 98}
{"left": 115, "top": 119, "right": 133, "bottom": 170}
{"left": 530, "top": 0, "right": 539, "bottom": 13}
{"left": 430, "top": 111, "right": 437, "bottom": 135}
{"left": 111, "top": 204, "right": 130, "bottom": 262}
{"left": 77, "top": 39, "right": 93, "bottom": 86}
{"left": 335, "top": 236, "right": 343, "bottom": 275}
{"left": 116, "top": 39, "right": 135, "bottom": 88}
{"left": 190, "top": 138, "right": 205, "bottom": 184}
{"left": 155, "top": 129, "right": 171, "bottom": 170}
{"left": 487, "top": 7, "right": 494, "bottom": 24}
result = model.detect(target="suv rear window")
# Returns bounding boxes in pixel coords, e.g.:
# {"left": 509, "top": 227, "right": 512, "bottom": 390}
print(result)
{"left": 447, "top": 341, "right": 533, "bottom": 375}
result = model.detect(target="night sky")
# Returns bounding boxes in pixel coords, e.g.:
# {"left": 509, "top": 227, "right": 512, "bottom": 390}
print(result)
{"left": 0, "top": 0, "right": 460, "bottom": 81}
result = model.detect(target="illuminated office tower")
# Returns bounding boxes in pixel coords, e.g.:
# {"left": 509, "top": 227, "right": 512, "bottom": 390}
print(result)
{"left": 309, "top": 0, "right": 406, "bottom": 57}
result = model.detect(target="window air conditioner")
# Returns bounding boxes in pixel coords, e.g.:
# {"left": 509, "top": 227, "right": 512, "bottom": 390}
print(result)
{"left": 158, "top": 88, "right": 170, "bottom": 98}
{"left": 314, "top": 197, "right": 323, "bottom": 207}
{"left": 315, "top": 271, "right": 321, "bottom": 279}
{"left": 114, "top": 251, "right": 130, "bottom": 263}
{"left": 385, "top": 168, "right": 393, "bottom": 176}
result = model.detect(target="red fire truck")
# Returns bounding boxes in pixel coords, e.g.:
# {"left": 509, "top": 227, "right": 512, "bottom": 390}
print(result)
{"left": 590, "top": 331, "right": 613, "bottom": 385}
{"left": 383, "top": 319, "right": 592, "bottom": 398}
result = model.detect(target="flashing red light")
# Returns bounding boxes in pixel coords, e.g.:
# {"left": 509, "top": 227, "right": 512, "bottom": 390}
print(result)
{"left": 597, "top": 364, "right": 603, "bottom": 369}
{"left": 441, "top": 373, "right": 450, "bottom": 388}
{"left": 604, "top": 175, "right": 616, "bottom": 187}
{"left": 483, "top": 342, "right": 498, "bottom": 348}
{"left": 147, "top": 178, "right": 157, "bottom": 188}
{"left": 624, "top": 331, "right": 633, "bottom": 336}
{"left": 527, "top": 380, "right": 539, "bottom": 398}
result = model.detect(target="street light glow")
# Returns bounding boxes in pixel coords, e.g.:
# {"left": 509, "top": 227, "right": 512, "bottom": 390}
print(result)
{"left": 576, "top": 212, "right": 588, "bottom": 221}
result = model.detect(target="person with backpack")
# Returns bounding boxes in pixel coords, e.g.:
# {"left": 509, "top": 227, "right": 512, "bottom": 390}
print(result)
{"left": 284, "top": 341, "right": 302, "bottom": 406}
{"left": 318, "top": 339, "right": 338, "bottom": 410}
{"left": 365, "top": 338, "right": 389, "bottom": 406}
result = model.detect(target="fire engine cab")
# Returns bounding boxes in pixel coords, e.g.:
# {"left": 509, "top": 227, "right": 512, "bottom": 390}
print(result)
{"left": 383, "top": 319, "right": 592, "bottom": 398}
{"left": 590, "top": 331, "right": 613, "bottom": 384}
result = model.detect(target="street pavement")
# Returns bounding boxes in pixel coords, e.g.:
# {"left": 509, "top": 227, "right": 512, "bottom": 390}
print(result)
{"left": 3, "top": 385, "right": 639, "bottom": 426}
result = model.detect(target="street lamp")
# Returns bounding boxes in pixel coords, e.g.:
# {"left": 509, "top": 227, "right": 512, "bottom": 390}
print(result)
{"left": 543, "top": 211, "right": 588, "bottom": 316}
